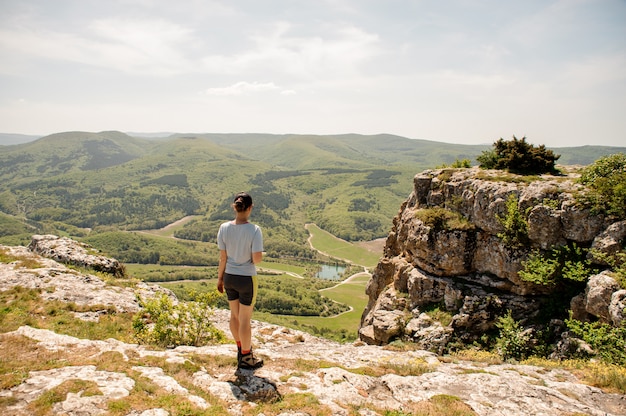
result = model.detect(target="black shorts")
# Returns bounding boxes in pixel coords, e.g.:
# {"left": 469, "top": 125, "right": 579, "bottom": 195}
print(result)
{"left": 223, "top": 273, "right": 258, "bottom": 306}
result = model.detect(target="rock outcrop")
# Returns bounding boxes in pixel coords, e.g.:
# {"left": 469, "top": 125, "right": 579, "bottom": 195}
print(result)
{"left": 28, "top": 234, "right": 126, "bottom": 277}
{"left": 360, "top": 167, "right": 625, "bottom": 351}
{"left": 0, "top": 242, "right": 170, "bottom": 314}
{"left": 1, "top": 237, "right": 625, "bottom": 415}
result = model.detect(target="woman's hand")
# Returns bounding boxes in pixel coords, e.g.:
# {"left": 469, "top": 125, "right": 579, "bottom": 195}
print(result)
{"left": 217, "top": 277, "right": 224, "bottom": 293}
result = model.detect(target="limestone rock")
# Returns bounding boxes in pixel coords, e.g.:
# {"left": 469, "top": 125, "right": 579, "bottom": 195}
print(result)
{"left": 28, "top": 234, "right": 125, "bottom": 277}
{"left": 403, "top": 313, "right": 453, "bottom": 355}
{"left": 570, "top": 293, "right": 590, "bottom": 322}
{"left": 0, "top": 243, "right": 173, "bottom": 314}
{"left": 590, "top": 220, "right": 626, "bottom": 264}
{"left": 561, "top": 197, "right": 607, "bottom": 242}
{"left": 5, "top": 365, "right": 134, "bottom": 415}
{"left": 609, "top": 289, "right": 626, "bottom": 327}
{"left": 527, "top": 205, "right": 566, "bottom": 249}
{"left": 585, "top": 272, "right": 621, "bottom": 322}
{"left": 371, "top": 309, "right": 406, "bottom": 344}
{"left": 406, "top": 267, "right": 449, "bottom": 308}
{"left": 234, "top": 369, "right": 281, "bottom": 403}
{"left": 551, "top": 331, "right": 596, "bottom": 361}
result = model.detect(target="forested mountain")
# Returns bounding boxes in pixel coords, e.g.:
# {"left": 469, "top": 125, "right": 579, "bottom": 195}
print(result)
{"left": 1, "top": 130, "right": 624, "bottom": 263}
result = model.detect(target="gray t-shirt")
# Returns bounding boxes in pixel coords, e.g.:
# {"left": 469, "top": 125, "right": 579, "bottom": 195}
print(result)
{"left": 217, "top": 221, "right": 263, "bottom": 276}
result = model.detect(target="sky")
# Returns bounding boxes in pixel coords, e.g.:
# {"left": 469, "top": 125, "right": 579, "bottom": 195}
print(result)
{"left": 0, "top": 0, "right": 625, "bottom": 147}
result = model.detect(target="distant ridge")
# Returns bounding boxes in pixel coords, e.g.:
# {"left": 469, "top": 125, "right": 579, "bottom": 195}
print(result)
{"left": 126, "top": 132, "right": 177, "bottom": 139}
{"left": 3, "top": 130, "right": 626, "bottom": 167}
{"left": 0, "top": 133, "right": 41, "bottom": 145}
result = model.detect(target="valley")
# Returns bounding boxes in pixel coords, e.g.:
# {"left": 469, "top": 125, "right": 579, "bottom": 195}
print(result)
{"left": 151, "top": 221, "right": 377, "bottom": 342}
{"left": 1, "top": 131, "right": 625, "bottom": 341}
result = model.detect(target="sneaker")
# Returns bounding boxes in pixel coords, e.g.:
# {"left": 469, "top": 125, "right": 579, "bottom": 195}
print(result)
{"left": 238, "top": 351, "right": 264, "bottom": 369}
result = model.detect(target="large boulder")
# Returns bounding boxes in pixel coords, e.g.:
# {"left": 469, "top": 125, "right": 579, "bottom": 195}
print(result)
{"left": 584, "top": 272, "right": 621, "bottom": 323}
{"left": 590, "top": 220, "right": 626, "bottom": 265}
{"left": 403, "top": 313, "right": 453, "bottom": 354}
{"left": 371, "top": 309, "right": 406, "bottom": 344}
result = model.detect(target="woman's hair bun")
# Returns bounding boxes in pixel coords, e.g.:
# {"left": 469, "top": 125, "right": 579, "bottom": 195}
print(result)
{"left": 233, "top": 192, "right": 253, "bottom": 212}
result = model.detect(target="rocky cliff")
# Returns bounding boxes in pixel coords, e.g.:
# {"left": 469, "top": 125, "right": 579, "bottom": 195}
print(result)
{"left": 359, "top": 167, "right": 626, "bottom": 354}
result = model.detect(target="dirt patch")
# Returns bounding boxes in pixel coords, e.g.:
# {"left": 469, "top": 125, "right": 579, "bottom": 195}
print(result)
{"left": 355, "top": 238, "right": 386, "bottom": 255}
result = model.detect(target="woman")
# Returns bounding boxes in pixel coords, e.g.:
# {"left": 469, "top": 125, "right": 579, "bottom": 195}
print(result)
{"left": 217, "top": 192, "right": 264, "bottom": 369}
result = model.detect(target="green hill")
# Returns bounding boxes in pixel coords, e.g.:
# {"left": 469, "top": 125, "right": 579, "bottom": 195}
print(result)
{"left": 178, "top": 133, "right": 489, "bottom": 169}
{"left": 1, "top": 130, "right": 624, "bottom": 262}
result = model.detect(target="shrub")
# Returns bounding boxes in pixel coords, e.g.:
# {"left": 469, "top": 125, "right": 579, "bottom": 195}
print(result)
{"left": 519, "top": 243, "right": 592, "bottom": 286}
{"left": 477, "top": 136, "right": 560, "bottom": 175}
{"left": 578, "top": 153, "right": 626, "bottom": 219}
{"left": 437, "top": 158, "right": 472, "bottom": 169}
{"left": 133, "top": 291, "right": 225, "bottom": 347}
{"left": 424, "top": 304, "right": 454, "bottom": 327}
{"left": 452, "top": 158, "right": 472, "bottom": 168}
{"left": 496, "top": 194, "right": 529, "bottom": 247}
{"left": 566, "top": 316, "right": 626, "bottom": 366}
{"left": 495, "top": 310, "right": 533, "bottom": 361}
{"left": 414, "top": 208, "right": 474, "bottom": 232}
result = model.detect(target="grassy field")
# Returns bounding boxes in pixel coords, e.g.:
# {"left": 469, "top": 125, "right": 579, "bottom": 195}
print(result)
{"left": 254, "top": 273, "right": 370, "bottom": 341}
{"left": 257, "top": 261, "right": 308, "bottom": 277}
{"left": 306, "top": 223, "right": 381, "bottom": 269}
{"left": 139, "top": 215, "right": 202, "bottom": 237}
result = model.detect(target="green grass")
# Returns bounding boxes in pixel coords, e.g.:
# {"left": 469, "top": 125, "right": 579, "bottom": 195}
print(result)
{"left": 139, "top": 215, "right": 202, "bottom": 237}
{"left": 126, "top": 263, "right": 214, "bottom": 274}
{"left": 125, "top": 263, "right": 217, "bottom": 282}
{"left": 258, "top": 261, "right": 308, "bottom": 277}
{"left": 0, "top": 286, "right": 134, "bottom": 342}
{"left": 306, "top": 224, "right": 381, "bottom": 268}
{"left": 320, "top": 274, "right": 370, "bottom": 316}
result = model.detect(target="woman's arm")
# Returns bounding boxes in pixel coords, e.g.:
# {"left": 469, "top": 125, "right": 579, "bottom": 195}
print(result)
{"left": 252, "top": 251, "right": 263, "bottom": 264}
{"left": 217, "top": 250, "right": 227, "bottom": 293}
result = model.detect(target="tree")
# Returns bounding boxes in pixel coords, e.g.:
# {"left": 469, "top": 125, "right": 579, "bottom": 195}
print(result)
{"left": 477, "top": 136, "right": 560, "bottom": 175}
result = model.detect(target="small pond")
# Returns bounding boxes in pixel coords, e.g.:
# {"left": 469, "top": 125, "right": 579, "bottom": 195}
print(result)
{"left": 315, "top": 264, "right": 346, "bottom": 280}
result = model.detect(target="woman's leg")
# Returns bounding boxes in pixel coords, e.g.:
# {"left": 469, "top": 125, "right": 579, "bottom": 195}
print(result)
{"left": 237, "top": 303, "right": 254, "bottom": 352}
{"left": 236, "top": 302, "right": 263, "bottom": 369}
{"left": 228, "top": 299, "right": 241, "bottom": 344}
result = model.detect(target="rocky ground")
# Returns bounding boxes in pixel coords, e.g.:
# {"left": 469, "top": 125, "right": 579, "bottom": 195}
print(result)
{"left": 1, "top": 236, "right": 625, "bottom": 415}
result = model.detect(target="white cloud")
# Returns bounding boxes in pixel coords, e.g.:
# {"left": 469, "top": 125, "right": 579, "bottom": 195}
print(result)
{"left": 87, "top": 17, "right": 197, "bottom": 74}
{"left": 204, "top": 81, "right": 279, "bottom": 96}
{"left": 0, "top": 16, "right": 199, "bottom": 76}
{"left": 434, "top": 70, "right": 517, "bottom": 89}
{"left": 200, "top": 21, "right": 381, "bottom": 81}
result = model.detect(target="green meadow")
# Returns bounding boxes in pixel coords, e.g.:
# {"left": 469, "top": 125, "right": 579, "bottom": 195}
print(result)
{"left": 306, "top": 223, "right": 381, "bottom": 269}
